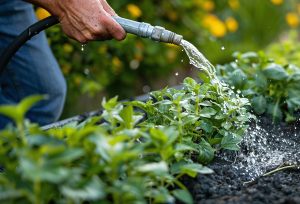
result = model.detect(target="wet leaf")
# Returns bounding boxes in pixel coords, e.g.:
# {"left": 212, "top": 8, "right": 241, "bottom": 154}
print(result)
{"left": 251, "top": 95, "right": 267, "bottom": 114}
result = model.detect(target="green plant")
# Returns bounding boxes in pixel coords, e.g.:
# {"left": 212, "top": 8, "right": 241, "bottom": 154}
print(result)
{"left": 0, "top": 77, "right": 250, "bottom": 203}
{"left": 266, "top": 30, "right": 300, "bottom": 67}
{"left": 39, "top": 0, "right": 297, "bottom": 118}
{"left": 217, "top": 51, "right": 300, "bottom": 122}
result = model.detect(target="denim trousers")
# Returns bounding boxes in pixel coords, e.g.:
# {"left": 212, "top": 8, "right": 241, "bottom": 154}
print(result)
{"left": 0, "top": 0, "right": 67, "bottom": 129}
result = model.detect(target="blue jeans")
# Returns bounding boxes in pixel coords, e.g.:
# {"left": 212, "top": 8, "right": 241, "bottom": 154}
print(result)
{"left": 0, "top": 0, "right": 67, "bottom": 128}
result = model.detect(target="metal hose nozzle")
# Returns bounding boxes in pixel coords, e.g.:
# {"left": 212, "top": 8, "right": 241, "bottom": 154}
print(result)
{"left": 113, "top": 16, "right": 183, "bottom": 45}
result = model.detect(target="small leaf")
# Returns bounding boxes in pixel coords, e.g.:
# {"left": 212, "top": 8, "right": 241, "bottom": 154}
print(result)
{"left": 137, "top": 161, "right": 168, "bottom": 175}
{"left": 229, "top": 69, "right": 247, "bottom": 89}
{"left": 267, "top": 101, "right": 283, "bottom": 122}
{"left": 221, "top": 134, "right": 242, "bottom": 151}
{"left": 120, "top": 105, "right": 134, "bottom": 128}
{"left": 199, "top": 107, "right": 217, "bottom": 118}
{"left": 61, "top": 177, "right": 105, "bottom": 201}
{"left": 198, "top": 139, "right": 215, "bottom": 164}
{"left": 180, "top": 163, "right": 214, "bottom": 177}
{"left": 199, "top": 120, "right": 213, "bottom": 133}
{"left": 172, "top": 189, "right": 193, "bottom": 204}
{"left": 0, "top": 95, "right": 45, "bottom": 124}
{"left": 254, "top": 72, "right": 268, "bottom": 89}
{"left": 263, "top": 64, "right": 288, "bottom": 81}
{"left": 251, "top": 95, "right": 267, "bottom": 115}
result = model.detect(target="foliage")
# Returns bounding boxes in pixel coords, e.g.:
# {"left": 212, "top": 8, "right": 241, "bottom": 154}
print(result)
{"left": 266, "top": 30, "right": 300, "bottom": 67}
{"left": 0, "top": 77, "right": 250, "bottom": 203}
{"left": 35, "top": 0, "right": 298, "bottom": 117}
{"left": 217, "top": 51, "right": 300, "bottom": 122}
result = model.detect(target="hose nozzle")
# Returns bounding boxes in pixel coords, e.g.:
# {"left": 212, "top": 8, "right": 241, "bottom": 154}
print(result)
{"left": 113, "top": 16, "right": 183, "bottom": 45}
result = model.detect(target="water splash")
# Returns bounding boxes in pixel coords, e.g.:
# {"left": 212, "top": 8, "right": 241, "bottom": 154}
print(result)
{"left": 180, "top": 40, "right": 215, "bottom": 79}
{"left": 220, "top": 121, "right": 300, "bottom": 181}
{"left": 180, "top": 40, "right": 236, "bottom": 98}
{"left": 180, "top": 39, "right": 300, "bottom": 181}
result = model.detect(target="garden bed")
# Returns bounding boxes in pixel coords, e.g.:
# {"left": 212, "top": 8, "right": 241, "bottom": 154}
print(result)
{"left": 183, "top": 116, "right": 300, "bottom": 204}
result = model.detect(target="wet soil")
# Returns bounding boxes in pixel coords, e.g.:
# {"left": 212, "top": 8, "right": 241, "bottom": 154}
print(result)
{"left": 183, "top": 117, "right": 300, "bottom": 204}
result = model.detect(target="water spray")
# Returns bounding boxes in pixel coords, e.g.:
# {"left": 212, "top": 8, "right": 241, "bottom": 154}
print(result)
{"left": 0, "top": 16, "right": 183, "bottom": 73}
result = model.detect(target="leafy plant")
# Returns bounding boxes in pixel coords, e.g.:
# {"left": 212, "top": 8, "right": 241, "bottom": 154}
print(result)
{"left": 37, "top": 0, "right": 298, "bottom": 118}
{"left": 0, "top": 77, "right": 250, "bottom": 204}
{"left": 217, "top": 51, "right": 300, "bottom": 122}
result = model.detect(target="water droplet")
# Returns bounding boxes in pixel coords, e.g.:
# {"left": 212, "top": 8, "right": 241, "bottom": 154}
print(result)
{"left": 221, "top": 46, "right": 225, "bottom": 51}
{"left": 175, "top": 72, "right": 179, "bottom": 76}
{"left": 81, "top": 44, "right": 86, "bottom": 52}
{"left": 84, "top": 68, "right": 90, "bottom": 75}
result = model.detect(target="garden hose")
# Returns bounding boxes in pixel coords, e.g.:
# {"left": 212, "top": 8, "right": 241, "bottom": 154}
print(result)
{"left": 0, "top": 16, "right": 59, "bottom": 74}
{"left": 0, "top": 16, "right": 183, "bottom": 74}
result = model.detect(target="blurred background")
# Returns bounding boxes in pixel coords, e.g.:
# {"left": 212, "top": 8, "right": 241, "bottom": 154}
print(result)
{"left": 35, "top": 0, "right": 300, "bottom": 119}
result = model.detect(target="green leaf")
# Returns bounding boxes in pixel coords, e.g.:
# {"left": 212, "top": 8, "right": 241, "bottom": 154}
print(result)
{"left": 199, "top": 120, "right": 213, "bottom": 133}
{"left": 199, "top": 107, "right": 217, "bottom": 118}
{"left": 251, "top": 95, "right": 267, "bottom": 115}
{"left": 180, "top": 163, "right": 214, "bottom": 177}
{"left": 198, "top": 139, "right": 215, "bottom": 164}
{"left": 137, "top": 161, "right": 168, "bottom": 175}
{"left": 61, "top": 177, "right": 105, "bottom": 201}
{"left": 229, "top": 69, "right": 247, "bottom": 89}
{"left": 0, "top": 95, "right": 45, "bottom": 125}
{"left": 263, "top": 64, "right": 288, "bottom": 80}
{"left": 221, "top": 134, "right": 242, "bottom": 151}
{"left": 254, "top": 72, "right": 268, "bottom": 89}
{"left": 175, "top": 144, "right": 197, "bottom": 152}
{"left": 267, "top": 101, "right": 283, "bottom": 122}
{"left": 172, "top": 189, "right": 193, "bottom": 204}
{"left": 120, "top": 105, "right": 134, "bottom": 128}
{"left": 101, "top": 96, "right": 118, "bottom": 110}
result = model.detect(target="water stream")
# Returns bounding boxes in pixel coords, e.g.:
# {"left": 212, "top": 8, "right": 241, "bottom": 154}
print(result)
{"left": 180, "top": 39, "right": 300, "bottom": 181}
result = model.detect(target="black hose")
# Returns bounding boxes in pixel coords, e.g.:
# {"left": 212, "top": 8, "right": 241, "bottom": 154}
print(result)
{"left": 0, "top": 16, "right": 59, "bottom": 74}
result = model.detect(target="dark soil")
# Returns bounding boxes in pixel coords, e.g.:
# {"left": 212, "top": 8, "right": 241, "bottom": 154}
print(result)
{"left": 183, "top": 117, "right": 300, "bottom": 204}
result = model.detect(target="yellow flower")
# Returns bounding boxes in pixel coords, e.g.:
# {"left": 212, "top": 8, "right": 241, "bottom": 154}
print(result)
{"left": 202, "top": 1, "right": 215, "bottom": 12}
{"left": 286, "top": 12, "right": 299, "bottom": 28}
{"left": 35, "top": 7, "right": 51, "bottom": 20}
{"left": 228, "top": 0, "right": 240, "bottom": 10}
{"left": 271, "top": 0, "right": 283, "bottom": 5}
{"left": 127, "top": 4, "right": 142, "bottom": 19}
{"left": 74, "top": 76, "right": 82, "bottom": 86}
{"left": 225, "top": 17, "right": 239, "bottom": 32}
{"left": 112, "top": 57, "right": 123, "bottom": 74}
{"left": 167, "top": 11, "right": 179, "bottom": 21}
{"left": 62, "top": 64, "right": 71, "bottom": 74}
{"left": 112, "top": 57, "right": 122, "bottom": 68}
{"left": 98, "top": 45, "right": 108, "bottom": 55}
{"left": 203, "top": 14, "right": 227, "bottom": 38}
{"left": 63, "top": 44, "right": 73, "bottom": 53}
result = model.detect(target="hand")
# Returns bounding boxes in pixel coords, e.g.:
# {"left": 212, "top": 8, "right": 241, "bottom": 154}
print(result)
{"left": 44, "top": 0, "right": 126, "bottom": 43}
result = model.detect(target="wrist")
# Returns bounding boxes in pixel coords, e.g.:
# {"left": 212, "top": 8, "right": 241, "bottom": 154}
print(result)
{"left": 26, "top": 0, "right": 62, "bottom": 17}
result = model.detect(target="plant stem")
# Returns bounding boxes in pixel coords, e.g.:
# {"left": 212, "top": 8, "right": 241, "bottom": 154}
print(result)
{"left": 263, "top": 165, "right": 299, "bottom": 177}
{"left": 34, "top": 180, "right": 41, "bottom": 204}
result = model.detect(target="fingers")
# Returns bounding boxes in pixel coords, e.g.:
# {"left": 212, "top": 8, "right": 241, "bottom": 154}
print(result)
{"left": 100, "top": 14, "right": 127, "bottom": 41}
{"left": 54, "top": 0, "right": 126, "bottom": 43}
{"left": 100, "top": 0, "right": 116, "bottom": 16}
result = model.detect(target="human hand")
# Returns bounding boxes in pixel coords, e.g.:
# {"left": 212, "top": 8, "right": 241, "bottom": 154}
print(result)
{"left": 44, "top": 0, "right": 126, "bottom": 43}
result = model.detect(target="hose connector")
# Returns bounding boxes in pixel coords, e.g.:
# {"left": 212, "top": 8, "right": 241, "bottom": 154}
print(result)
{"left": 113, "top": 16, "right": 183, "bottom": 45}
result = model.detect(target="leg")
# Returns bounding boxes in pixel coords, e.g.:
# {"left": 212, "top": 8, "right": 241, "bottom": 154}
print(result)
{"left": 0, "top": 1, "right": 67, "bottom": 129}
